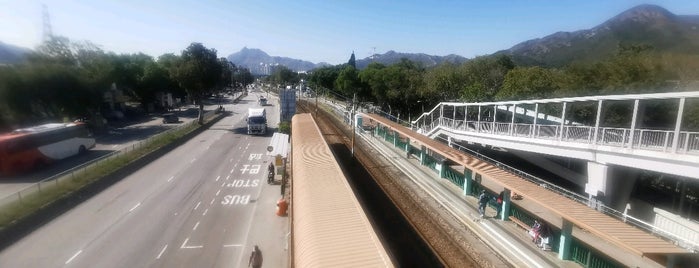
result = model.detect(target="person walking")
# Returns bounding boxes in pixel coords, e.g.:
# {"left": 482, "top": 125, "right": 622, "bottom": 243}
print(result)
{"left": 248, "top": 245, "right": 263, "bottom": 268}
{"left": 478, "top": 190, "right": 489, "bottom": 218}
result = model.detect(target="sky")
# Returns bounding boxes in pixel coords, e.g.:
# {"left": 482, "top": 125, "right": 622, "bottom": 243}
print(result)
{"left": 1, "top": 0, "right": 699, "bottom": 65}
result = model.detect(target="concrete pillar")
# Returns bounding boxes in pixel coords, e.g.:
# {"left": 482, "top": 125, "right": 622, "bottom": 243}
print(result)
{"left": 393, "top": 130, "right": 398, "bottom": 147}
{"left": 585, "top": 161, "right": 609, "bottom": 209}
{"left": 404, "top": 138, "right": 410, "bottom": 155}
{"left": 558, "top": 219, "right": 573, "bottom": 260}
{"left": 586, "top": 162, "right": 638, "bottom": 212}
{"left": 464, "top": 169, "right": 473, "bottom": 196}
{"left": 420, "top": 145, "right": 426, "bottom": 165}
{"left": 500, "top": 189, "right": 511, "bottom": 221}
{"left": 439, "top": 163, "right": 446, "bottom": 178}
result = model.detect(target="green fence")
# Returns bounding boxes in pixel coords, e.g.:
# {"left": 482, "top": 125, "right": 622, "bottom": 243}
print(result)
{"left": 422, "top": 154, "right": 438, "bottom": 171}
{"left": 396, "top": 138, "right": 408, "bottom": 151}
{"left": 570, "top": 239, "right": 620, "bottom": 268}
{"left": 444, "top": 166, "right": 465, "bottom": 188}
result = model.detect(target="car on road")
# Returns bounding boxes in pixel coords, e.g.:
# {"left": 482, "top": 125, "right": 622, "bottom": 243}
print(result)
{"left": 162, "top": 113, "right": 179, "bottom": 124}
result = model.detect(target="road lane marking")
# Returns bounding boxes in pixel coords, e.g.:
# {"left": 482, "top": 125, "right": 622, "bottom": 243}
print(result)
{"left": 194, "top": 201, "right": 201, "bottom": 210}
{"left": 180, "top": 238, "right": 203, "bottom": 249}
{"left": 215, "top": 175, "right": 221, "bottom": 182}
{"left": 203, "top": 208, "right": 208, "bottom": 216}
{"left": 129, "top": 202, "right": 141, "bottom": 212}
{"left": 230, "top": 168, "right": 235, "bottom": 174}
{"left": 221, "top": 182, "right": 225, "bottom": 187}
{"left": 167, "top": 176, "right": 174, "bottom": 182}
{"left": 156, "top": 244, "right": 168, "bottom": 259}
{"left": 226, "top": 175, "right": 231, "bottom": 181}
{"left": 223, "top": 244, "right": 242, "bottom": 248}
{"left": 65, "top": 250, "right": 82, "bottom": 264}
{"left": 210, "top": 198, "right": 215, "bottom": 205}
{"left": 190, "top": 158, "right": 196, "bottom": 163}
{"left": 193, "top": 221, "right": 200, "bottom": 231}
{"left": 216, "top": 190, "right": 221, "bottom": 196}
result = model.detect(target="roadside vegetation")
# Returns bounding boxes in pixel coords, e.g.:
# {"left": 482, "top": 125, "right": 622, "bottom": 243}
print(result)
{"left": 0, "top": 36, "right": 255, "bottom": 132}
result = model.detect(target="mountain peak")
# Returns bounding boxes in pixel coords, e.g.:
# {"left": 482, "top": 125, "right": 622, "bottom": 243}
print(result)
{"left": 607, "top": 4, "right": 675, "bottom": 24}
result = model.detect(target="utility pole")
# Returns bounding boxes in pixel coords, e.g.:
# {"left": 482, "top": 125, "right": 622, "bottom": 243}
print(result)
{"left": 42, "top": 4, "right": 53, "bottom": 42}
{"left": 351, "top": 93, "right": 356, "bottom": 157}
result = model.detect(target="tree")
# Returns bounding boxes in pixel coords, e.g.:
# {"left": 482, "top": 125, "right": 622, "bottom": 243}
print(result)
{"left": 171, "top": 43, "right": 222, "bottom": 124}
{"left": 348, "top": 51, "right": 356, "bottom": 69}
{"left": 335, "top": 66, "right": 362, "bottom": 97}
{"left": 497, "top": 66, "right": 561, "bottom": 100}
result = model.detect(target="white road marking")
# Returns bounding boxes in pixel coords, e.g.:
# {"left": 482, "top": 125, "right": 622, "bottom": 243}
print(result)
{"left": 203, "top": 208, "right": 208, "bottom": 216}
{"left": 167, "top": 176, "right": 174, "bottom": 182}
{"left": 215, "top": 175, "right": 221, "bottom": 182}
{"left": 210, "top": 198, "right": 215, "bottom": 205}
{"left": 194, "top": 201, "right": 201, "bottom": 210}
{"left": 221, "top": 182, "right": 225, "bottom": 187}
{"left": 156, "top": 244, "right": 168, "bottom": 259}
{"left": 216, "top": 190, "right": 221, "bottom": 196}
{"left": 226, "top": 175, "right": 231, "bottom": 181}
{"left": 65, "top": 250, "right": 82, "bottom": 264}
{"left": 190, "top": 158, "right": 196, "bottom": 163}
{"left": 206, "top": 145, "right": 211, "bottom": 150}
{"left": 129, "top": 202, "right": 141, "bottom": 212}
{"left": 112, "top": 145, "right": 119, "bottom": 149}
{"left": 193, "top": 221, "right": 200, "bottom": 231}
{"left": 230, "top": 168, "right": 235, "bottom": 174}
{"left": 223, "top": 244, "right": 242, "bottom": 248}
{"left": 180, "top": 238, "right": 203, "bottom": 249}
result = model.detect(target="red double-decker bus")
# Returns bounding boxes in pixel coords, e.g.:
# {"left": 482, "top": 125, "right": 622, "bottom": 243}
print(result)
{"left": 0, "top": 122, "right": 96, "bottom": 176}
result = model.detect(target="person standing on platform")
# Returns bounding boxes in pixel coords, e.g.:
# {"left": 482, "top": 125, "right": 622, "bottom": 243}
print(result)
{"left": 478, "top": 190, "right": 489, "bottom": 218}
{"left": 495, "top": 191, "right": 504, "bottom": 218}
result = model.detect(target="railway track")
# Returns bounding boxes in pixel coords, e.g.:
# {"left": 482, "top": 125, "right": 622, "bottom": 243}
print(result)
{"left": 297, "top": 101, "right": 488, "bottom": 267}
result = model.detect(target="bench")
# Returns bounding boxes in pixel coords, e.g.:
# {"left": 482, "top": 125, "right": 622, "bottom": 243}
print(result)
{"left": 509, "top": 216, "right": 531, "bottom": 232}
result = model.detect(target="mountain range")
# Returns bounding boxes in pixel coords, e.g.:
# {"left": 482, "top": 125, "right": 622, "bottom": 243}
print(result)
{"left": 0, "top": 41, "right": 31, "bottom": 64}
{"left": 499, "top": 4, "right": 699, "bottom": 66}
{"left": 2, "top": 5, "right": 698, "bottom": 71}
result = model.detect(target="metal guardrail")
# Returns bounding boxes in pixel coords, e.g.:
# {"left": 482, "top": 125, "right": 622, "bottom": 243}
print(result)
{"left": 0, "top": 108, "right": 221, "bottom": 215}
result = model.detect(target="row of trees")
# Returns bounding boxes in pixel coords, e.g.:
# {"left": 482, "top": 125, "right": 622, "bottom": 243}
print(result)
{"left": 0, "top": 36, "right": 254, "bottom": 131}
{"left": 307, "top": 45, "right": 699, "bottom": 128}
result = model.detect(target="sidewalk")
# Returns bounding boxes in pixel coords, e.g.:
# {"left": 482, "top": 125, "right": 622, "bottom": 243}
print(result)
{"left": 358, "top": 130, "right": 581, "bottom": 268}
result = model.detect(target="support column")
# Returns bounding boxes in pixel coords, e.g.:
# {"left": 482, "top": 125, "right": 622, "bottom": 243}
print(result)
{"left": 558, "top": 219, "right": 573, "bottom": 260}
{"left": 592, "top": 100, "right": 603, "bottom": 144}
{"left": 510, "top": 105, "right": 516, "bottom": 135}
{"left": 559, "top": 102, "right": 567, "bottom": 141}
{"left": 500, "top": 189, "right": 511, "bottom": 221}
{"left": 405, "top": 138, "right": 410, "bottom": 154}
{"left": 420, "top": 145, "right": 426, "bottom": 165}
{"left": 464, "top": 169, "right": 473, "bottom": 196}
{"left": 672, "top": 98, "right": 685, "bottom": 153}
{"left": 585, "top": 161, "right": 609, "bottom": 209}
{"left": 628, "top": 99, "right": 640, "bottom": 148}
{"left": 439, "top": 163, "right": 446, "bottom": 178}
{"left": 393, "top": 130, "right": 398, "bottom": 147}
{"left": 532, "top": 103, "right": 539, "bottom": 137}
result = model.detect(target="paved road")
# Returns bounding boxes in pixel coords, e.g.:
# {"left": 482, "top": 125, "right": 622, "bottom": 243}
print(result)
{"left": 0, "top": 90, "right": 284, "bottom": 267}
{"left": 0, "top": 95, "right": 237, "bottom": 199}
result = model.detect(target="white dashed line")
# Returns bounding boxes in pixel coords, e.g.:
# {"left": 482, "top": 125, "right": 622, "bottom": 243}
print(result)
{"left": 230, "top": 168, "right": 235, "bottom": 174}
{"left": 193, "top": 221, "right": 200, "bottom": 231}
{"left": 65, "top": 250, "right": 82, "bottom": 264}
{"left": 156, "top": 244, "right": 168, "bottom": 259}
{"left": 223, "top": 244, "right": 242, "bottom": 248}
{"left": 210, "top": 198, "right": 215, "bottom": 205}
{"left": 221, "top": 182, "right": 225, "bottom": 187}
{"left": 167, "top": 176, "right": 174, "bottom": 182}
{"left": 215, "top": 175, "right": 221, "bottom": 182}
{"left": 215, "top": 190, "right": 221, "bottom": 196}
{"left": 203, "top": 209, "right": 208, "bottom": 216}
{"left": 226, "top": 175, "right": 231, "bottom": 181}
{"left": 129, "top": 202, "right": 141, "bottom": 212}
{"left": 194, "top": 201, "right": 201, "bottom": 210}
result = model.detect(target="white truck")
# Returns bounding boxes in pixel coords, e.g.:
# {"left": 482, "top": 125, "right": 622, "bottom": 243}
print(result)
{"left": 246, "top": 108, "right": 267, "bottom": 135}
